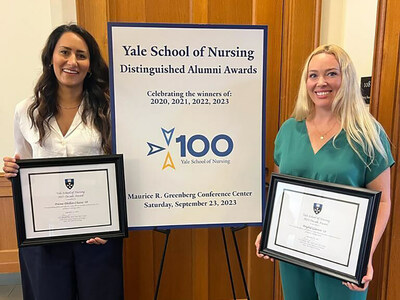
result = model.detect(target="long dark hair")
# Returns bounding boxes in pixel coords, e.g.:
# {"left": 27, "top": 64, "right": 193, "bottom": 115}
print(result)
{"left": 28, "top": 24, "right": 111, "bottom": 154}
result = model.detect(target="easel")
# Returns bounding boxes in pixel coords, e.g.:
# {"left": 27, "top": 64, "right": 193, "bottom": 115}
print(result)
{"left": 153, "top": 228, "right": 171, "bottom": 300}
{"left": 153, "top": 225, "right": 251, "bottom": 300}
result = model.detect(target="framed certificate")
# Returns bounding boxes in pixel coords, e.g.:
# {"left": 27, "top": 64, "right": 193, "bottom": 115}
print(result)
{"left": 11, "top": 155, "right": 128, "bottom": 247}
{"left": 259, "top": 173, "right": 381, "bottom": 286}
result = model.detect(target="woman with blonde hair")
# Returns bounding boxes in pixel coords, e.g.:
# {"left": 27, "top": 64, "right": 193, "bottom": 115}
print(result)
{"left": 255, "top": 44, "right": 394, "bottom": 299}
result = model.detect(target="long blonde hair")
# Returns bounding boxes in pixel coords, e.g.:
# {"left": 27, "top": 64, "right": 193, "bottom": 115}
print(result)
{"left": 292, "top": 44, "right": 388, "bottom": 166}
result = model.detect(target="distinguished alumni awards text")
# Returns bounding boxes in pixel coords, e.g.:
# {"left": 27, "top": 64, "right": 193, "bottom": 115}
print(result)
{"left": 119, "top": 45, "right": 258, "bottom": 76}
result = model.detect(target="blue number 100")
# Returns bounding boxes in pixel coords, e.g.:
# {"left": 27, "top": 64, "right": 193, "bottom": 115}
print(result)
{"left": 176, "top": 134, "right": 233, "bottom": 157}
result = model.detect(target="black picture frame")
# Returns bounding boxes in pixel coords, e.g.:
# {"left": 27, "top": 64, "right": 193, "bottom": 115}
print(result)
{"left": 11, "top": 154, "right": 128, "bottom": 247}
{"left": 259, "top": 173, "right": 381, "bottom": 286}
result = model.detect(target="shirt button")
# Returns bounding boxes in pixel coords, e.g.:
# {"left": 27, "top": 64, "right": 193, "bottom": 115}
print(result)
{"left": 61, "top": 140, "right": 66, "bottom": 146}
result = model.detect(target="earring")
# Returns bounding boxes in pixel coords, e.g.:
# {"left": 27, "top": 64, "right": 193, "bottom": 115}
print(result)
{"left": 49, "top": 63, "right": 53, "bottom": 69}
{"left": 87, "top": 71, "right": 92, "bottom": 78}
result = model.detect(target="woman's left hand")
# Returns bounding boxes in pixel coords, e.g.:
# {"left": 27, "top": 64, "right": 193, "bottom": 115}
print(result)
{"left": 86, "top": 237, "right": 108, "bottom": 245}
{"left": 343, "top": 262, "right": 373, "bottom": 291}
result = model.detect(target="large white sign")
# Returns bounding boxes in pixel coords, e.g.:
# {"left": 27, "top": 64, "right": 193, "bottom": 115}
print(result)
{"left": 108, "top": 23, "right": 267, "bottom": 228}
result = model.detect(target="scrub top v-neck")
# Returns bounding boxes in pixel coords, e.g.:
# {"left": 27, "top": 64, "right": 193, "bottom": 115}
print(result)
{"left": 274, "top": 118, "right": 394, "bottom": 187}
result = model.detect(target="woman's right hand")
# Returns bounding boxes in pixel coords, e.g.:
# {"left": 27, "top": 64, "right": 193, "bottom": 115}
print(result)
{"left": 255, "top": 232, "right": 274, "bottom": 262}
{"left": 2, "top": 154, "right": 21, "bottom": 179}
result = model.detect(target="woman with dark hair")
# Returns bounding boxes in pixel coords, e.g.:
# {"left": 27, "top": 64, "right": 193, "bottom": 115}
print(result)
{"left": 3, "top": 24, "right": 123, "bottom": 300}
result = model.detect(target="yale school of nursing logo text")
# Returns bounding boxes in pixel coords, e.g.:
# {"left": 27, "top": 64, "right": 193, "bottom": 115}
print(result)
{"left": 147, "top": 128, "right": 234, "bottom": 170}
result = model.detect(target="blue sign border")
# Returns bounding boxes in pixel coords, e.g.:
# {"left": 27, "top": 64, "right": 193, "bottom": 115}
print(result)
{"left": 107, "top": 22, "right": 268, "bottom": 230}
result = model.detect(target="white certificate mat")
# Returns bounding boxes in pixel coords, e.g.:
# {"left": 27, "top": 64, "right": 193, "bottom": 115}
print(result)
{"left": 20, "top": 164, "right": 120, "bottom": 239}
{"left": 108, "top": 23, "right": 267, "bottom": 228}
{"left": 270, "top": 188, "right": 362, "bottom": 272}
{"left": 29, "top": 170, "right": 112, "bottom": 232}
{"left": 260, "top": 173, "right": 381, "bottom": 286}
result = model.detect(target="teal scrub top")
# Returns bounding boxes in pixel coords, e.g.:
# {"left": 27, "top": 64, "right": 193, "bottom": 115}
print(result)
{"left": 274, "top": 118, "right": 395, "bottom": 187}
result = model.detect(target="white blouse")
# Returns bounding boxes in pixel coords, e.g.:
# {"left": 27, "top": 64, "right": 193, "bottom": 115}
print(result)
{"left": 14, "top": 98, "right": 103, "bottom": 159}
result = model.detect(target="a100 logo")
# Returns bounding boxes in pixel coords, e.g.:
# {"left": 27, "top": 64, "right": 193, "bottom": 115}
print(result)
{"left": 147, "top": 128, "right": 234, "bottom": 169}
{"left": 176, "top": 134, "right": 233, "bottom": 157}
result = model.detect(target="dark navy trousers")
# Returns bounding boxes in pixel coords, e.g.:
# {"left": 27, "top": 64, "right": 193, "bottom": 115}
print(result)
{"left": 19, "top": 238, "right": 124, "bottom": 300}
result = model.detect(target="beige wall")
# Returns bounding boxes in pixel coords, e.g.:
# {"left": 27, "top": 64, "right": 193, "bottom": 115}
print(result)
{"left": 320, "top": 0, "right": 378, "bottom": 78}
{"left": 0, "top": 0, "right": 76, "bottom": 160}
